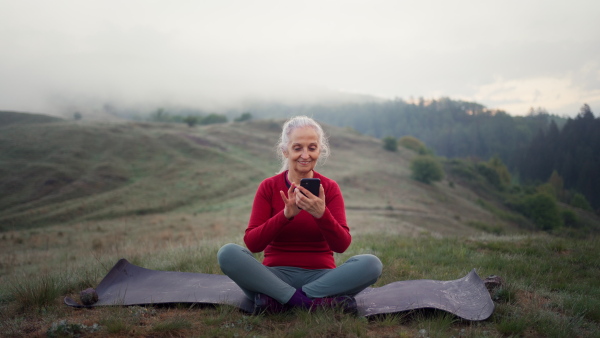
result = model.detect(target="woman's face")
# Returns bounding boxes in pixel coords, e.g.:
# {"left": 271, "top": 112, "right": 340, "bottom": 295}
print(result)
{"left": 284, "top": 126, "right": 321, "bottom": 175}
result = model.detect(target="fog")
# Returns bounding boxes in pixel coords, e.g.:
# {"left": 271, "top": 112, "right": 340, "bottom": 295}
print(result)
{"left": 1, "top": 0, "right": 599, "bottom": 118}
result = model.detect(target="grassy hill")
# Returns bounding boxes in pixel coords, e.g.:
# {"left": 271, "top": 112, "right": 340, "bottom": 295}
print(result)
{"left": 0, "top": 120, "right": 269, "bottom": 232}
{"left": 0, "top": 111, "right": 599, "bottom": 337}
{"left": 0, "top": 113, "right": 517, "bottom": 235}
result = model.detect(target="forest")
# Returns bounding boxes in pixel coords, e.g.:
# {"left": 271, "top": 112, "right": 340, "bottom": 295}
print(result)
{"left": 519, "top": 104, "right": 600, "bottom": 209}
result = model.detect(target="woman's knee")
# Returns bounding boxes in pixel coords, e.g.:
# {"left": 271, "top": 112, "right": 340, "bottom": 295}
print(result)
{"left": 352, "top": 254, "right": 383, "bottom": 277}
{"left": 217, "top": 243, "right": 245, "bottom": 268}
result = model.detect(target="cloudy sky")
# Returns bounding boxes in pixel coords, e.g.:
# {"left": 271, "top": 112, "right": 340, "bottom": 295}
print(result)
{"left": 1, "top": 0, "right": 599, "bottom": 117}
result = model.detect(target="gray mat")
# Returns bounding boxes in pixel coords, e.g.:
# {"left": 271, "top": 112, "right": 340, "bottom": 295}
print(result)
{"left": 64, "top": 258, "right": 494, "bottom": 321}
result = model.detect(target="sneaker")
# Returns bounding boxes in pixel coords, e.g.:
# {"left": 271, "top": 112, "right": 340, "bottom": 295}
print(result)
{"left": 253, "top": 293, "right": 287, "bottom": 314}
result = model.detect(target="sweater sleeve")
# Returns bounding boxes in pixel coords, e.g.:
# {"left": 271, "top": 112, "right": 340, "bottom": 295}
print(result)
{"left": 243, "top": 180, "right": 292, "bottom": 253}
{"left": 315, "top": 180, "right": 351, "bottom": 253}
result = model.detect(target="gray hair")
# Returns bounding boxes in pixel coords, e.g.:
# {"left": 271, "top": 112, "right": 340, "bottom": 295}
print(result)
{"left": 276, "top": 116, "right": 330, "bottom": 173}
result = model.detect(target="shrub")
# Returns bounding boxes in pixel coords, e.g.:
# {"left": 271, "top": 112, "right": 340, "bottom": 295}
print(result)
{"left": 508, "top": 193, "right": 562, "bottom": 231}
{"left": 410, "top": 156, "right": 444, "bottom": 184}
{"left": 382, "top": 136, "right": 398, "bottom": 152}
{"left": 476, "top": 163, "right": 502, "bottom": 188}
{"left": 570, "top": 193, "right": 592, "bottom": 211}
{"left": 445, "top": 159, "right": 477, "bottom": 181}
{"left": 399, "top": 136, "right": 427, "bottom": 154}
{"left": 561, "top": 210, "right": 579, "bottom": 228}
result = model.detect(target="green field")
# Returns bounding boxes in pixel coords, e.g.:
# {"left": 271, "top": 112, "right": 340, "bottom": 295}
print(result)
{"left": 1, "top": 112, "right": 598, "bottom": 337}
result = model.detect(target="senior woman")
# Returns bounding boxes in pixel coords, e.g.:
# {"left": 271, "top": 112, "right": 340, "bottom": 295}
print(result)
{"left": 217, "top": 116, "right": 382, "bottom": 314}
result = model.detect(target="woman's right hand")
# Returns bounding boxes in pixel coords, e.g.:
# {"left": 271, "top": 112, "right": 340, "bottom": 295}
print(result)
{"left": 280, "top": 182, "right": 301, "bottom": 220}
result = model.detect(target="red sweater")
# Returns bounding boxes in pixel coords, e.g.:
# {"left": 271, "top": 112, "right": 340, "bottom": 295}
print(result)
{"left": 244, "top": 171, "right": 351, "bottom": 269}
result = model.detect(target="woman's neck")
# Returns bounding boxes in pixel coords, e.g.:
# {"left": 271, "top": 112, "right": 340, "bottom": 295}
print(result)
{"left": 287, "top": 170, "right": 314, "bottom": 186}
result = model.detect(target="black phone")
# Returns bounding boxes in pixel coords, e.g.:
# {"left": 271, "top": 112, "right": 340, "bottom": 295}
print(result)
{"left": 300, "top": 178, "right": 320, "bottom": 197}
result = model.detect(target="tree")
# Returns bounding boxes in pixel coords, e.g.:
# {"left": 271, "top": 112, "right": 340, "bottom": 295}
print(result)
{"left": 183, "top": 116, "right": 199, "bottom": 127}
{"left": 73, "top": 112, "right": 82, "bottom": 120}
{"left": 382, "top": 136, "right": 398, "bottom": 152}
{"left": 547, "top": 170, "right": 564, "bottom": 201}
{"left": 554, "top": 104, "right": 600, "bottom": 209}
{"left": 578, "top": 103, "right": 594, "bottom": 120}
{"left": 151, "top": 108, "right": 170, "bottom": 122}
{"left": 410, "top": 156, "right": 444, "bottom": 184}
{"left": 488, "top": 155, "right": 511, "bottom": 187}
{"left": 234, "top": 112, "right": 253, "bottom": 122}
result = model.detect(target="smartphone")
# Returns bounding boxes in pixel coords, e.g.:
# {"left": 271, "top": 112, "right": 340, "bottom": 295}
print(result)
{"left": 300, "top": 178, "right": 320, "bottom": 197}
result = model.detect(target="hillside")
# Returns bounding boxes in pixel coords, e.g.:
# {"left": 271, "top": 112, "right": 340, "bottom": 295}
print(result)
{"left": 0, "top": 113, "right": 519, "bottom": 237}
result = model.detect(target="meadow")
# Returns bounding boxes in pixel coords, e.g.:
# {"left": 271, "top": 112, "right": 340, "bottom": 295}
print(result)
{"left": 0, "top": 114, "right": 599, "bottom": 337}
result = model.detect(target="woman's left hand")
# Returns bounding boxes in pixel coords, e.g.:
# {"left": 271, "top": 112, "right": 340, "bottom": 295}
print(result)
{"left": 281, "top": 183, "right": 301, "bottom": 220}
{"left": 295, "top": 184, "right": 325, "bottom": 218}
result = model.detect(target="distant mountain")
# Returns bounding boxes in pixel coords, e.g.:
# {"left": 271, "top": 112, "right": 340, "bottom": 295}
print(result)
{"left": 0, "top": 110, "right": 64, "bottom": 126}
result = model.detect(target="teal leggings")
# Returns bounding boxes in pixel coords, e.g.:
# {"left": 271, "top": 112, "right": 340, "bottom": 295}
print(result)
{"left": 217, "top": 243, "right": 383, "bottom": 304}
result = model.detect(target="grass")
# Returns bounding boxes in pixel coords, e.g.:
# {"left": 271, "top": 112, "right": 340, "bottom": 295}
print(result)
{"left": 151, "top": 317, "right": 193, "bottom": 333}
{"left": 1, "top": 233, "right": 598, "bottom": 337}
{"left": 1, "top": 114, "right": 599, "bottom": 337}
{"left": 466, "top": 220, "right": 504, "bottom": 235}
{"left": 494, "top": 305, "right": 529, "bottom": 336}
{"left": 7, "top": 273, "right": 65, "bottom": 311}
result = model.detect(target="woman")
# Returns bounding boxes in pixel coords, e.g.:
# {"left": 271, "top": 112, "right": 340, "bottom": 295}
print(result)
{"left": 218, "top": 116, "right": 382, "bottom": 314}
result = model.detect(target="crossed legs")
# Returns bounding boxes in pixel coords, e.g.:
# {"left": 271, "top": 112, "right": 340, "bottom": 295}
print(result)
{"left": 217, "top": 243, "right": 382, "bottom": 304}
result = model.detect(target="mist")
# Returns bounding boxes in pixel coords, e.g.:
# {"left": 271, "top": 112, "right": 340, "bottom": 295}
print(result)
{"left": 1, "top": 0, "right": 599, "bottom": 118}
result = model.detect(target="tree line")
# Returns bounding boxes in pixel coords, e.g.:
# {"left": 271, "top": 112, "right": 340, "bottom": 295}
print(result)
{"left": 147, "top": 108, "right": 252, "bottom": 126}
{"left": 233, "top": 98, "right": 597, "bottom": 211}
{"left": 519, "top": 104, "right": 600, "bottom": 209}
{"left": 237, "top": 97, "right": 564, "bottom": 171}
{"left": 304, "top": 98, "right": 564, "bottom": 172}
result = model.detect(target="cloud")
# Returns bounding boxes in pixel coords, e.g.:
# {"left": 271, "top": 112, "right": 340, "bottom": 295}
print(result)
{"left": 1, "top": 0, "right": 600, "bottom": 117}
{"left": 471, "top": 64, "right": 600, "bottom": 116}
